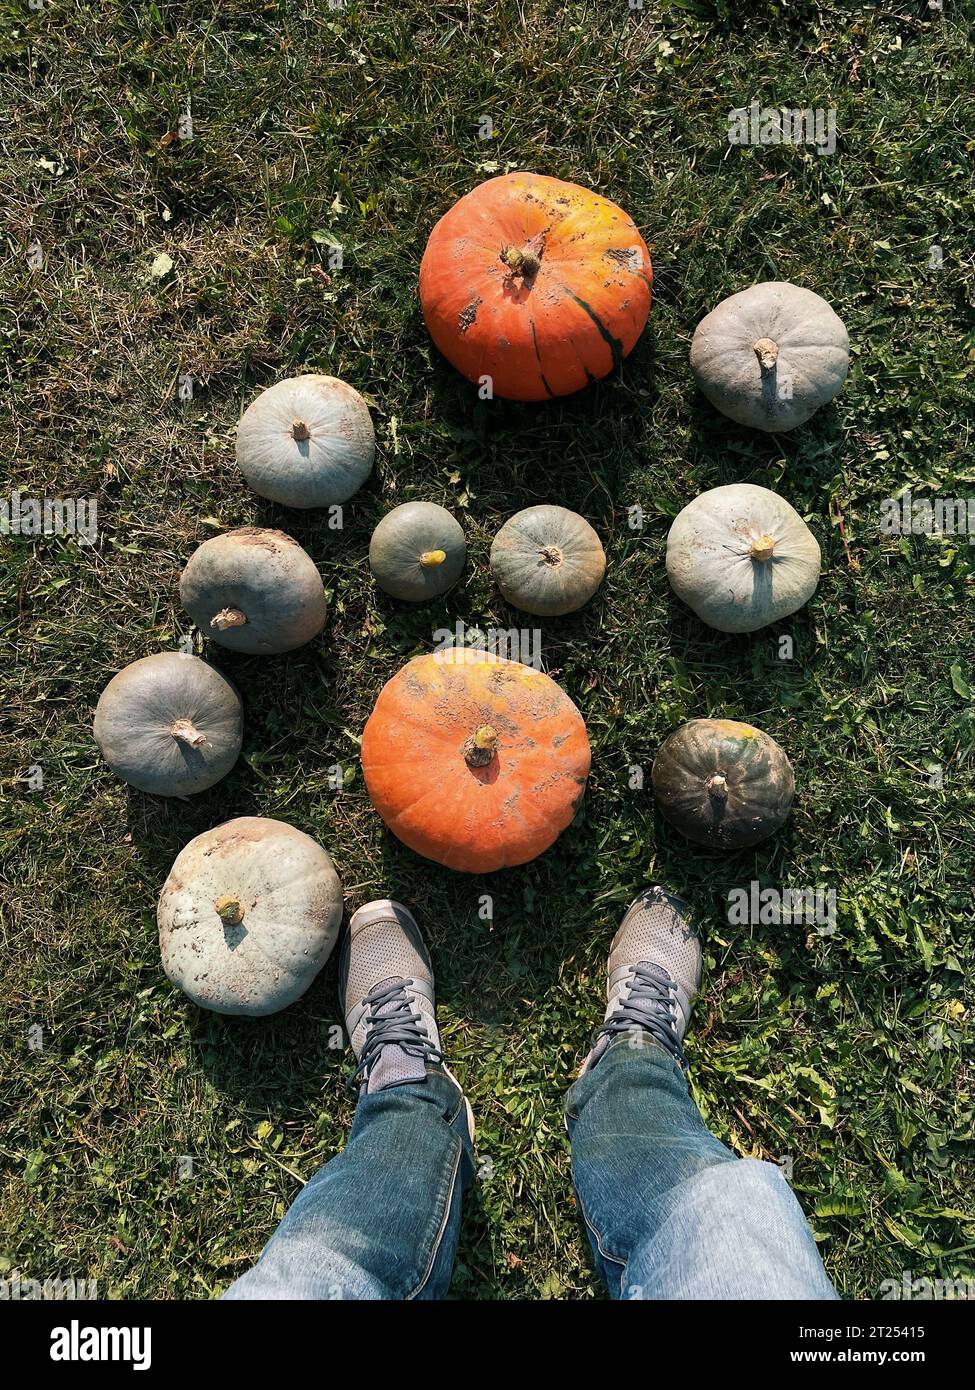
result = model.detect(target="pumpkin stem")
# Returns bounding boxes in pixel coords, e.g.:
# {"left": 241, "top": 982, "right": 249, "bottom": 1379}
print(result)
{"left": 464, "top": 724, "right": 498, "bottom": 768}
{"left": 420, "top": 549, "right": 447, "bottom": 568}
{"left": 291, "top": 418, "right": 311, "bottom": 442}
{"left": 753, "top": 337, "right": 779, "bottom": 372}
{"left": 707, "top": 772, "right": 729, "bottom": 801}
{"left": 170, "top": 718, "right": 206, "bottom": 748}
{"left": 540, "top": 545, "right": 564, "bottom": 567}
{"left": 214, "top": 895, "right": 245, "bottom": 926}
{"left": 501, "top": 246, "right": 541, "bottom": 279}
{"left": 749, "top": 534, "right": 776, "bottom": 563}
{"left": 211, "top": 607, "right": 248, "bottom": 630}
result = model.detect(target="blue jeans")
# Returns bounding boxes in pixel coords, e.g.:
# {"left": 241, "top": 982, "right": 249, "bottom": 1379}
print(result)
{"left": 224, "top": 1038, "right": 837, "bottom": 1300}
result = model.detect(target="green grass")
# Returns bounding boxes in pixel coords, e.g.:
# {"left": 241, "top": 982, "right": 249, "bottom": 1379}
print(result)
{"left": 2, "top": 0, "right": 973, "bottom": 1300}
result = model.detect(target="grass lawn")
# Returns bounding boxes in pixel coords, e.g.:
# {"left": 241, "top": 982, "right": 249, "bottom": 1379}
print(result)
{"left": 2, "top": 0, "right": 973, "bottom": 1300}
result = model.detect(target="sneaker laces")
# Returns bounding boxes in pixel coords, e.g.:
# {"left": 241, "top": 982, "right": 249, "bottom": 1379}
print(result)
{"left": 594, "top": 961, "right": 686, "bottom": 1067}
{"left": 354, "top": 978, "right": 442, "bottom": 1085}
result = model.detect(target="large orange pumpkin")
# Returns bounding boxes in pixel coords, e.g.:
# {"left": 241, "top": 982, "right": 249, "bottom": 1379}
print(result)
{"left": 419, "top": 172, "right": 652, "bottom": 401}
{"left": 361, "top": 648, "right": 591, "bottom": 872}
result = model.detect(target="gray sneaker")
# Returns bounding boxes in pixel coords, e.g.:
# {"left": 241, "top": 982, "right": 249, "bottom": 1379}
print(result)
{"left": 582, "top": 886, "right": 702, "bottom": 1073}
{"left": 340, "top": 901, "right": 472, "bottom": 1136}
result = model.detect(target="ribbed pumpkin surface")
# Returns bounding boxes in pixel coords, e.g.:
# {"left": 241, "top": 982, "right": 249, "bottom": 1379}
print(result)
{"left": 361, "top": 648, "right": 591, "bottom": 872}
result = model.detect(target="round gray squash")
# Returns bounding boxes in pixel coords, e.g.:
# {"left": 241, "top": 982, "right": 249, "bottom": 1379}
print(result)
{"left": 690, "top": 282, "right": 849, "bottom": 432}
{"left": 180, "top": 528, "right": 326, "bottom": 654}
{"left": 490, "top": 505, "right": 606, "bottom": 617}
{"left": 652, "top": 718, "right": 795, "bottom": 851}
{"left": 93, "top": 652, "right": 242, "bottom": 796}
{"left": 235, "top": 374, "right": 375, "bottom": 509}
{"left": 666, "top": 483, "right": 821, "bottom": 633}
{"left": 369, "top": 501, "right": 466, "bottom": 602}
{"left": 157, "top": 816, "right": 343, "bottom": 1016}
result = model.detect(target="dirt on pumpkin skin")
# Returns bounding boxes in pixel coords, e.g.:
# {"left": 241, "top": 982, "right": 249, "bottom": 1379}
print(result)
{"left": 230, "top": 528, "right": 299, "bottom": 552}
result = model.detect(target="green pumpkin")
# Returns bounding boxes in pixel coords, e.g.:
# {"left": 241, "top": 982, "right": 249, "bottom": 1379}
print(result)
{"left": 490, "top": 505, "right": 606, "bottom": 617}
{"left": 652, "top": 718, "right": 794, "bottom": 850}
{"left": 180, "top": 528, "right": 326, "bottom": 654}
{"left": 369, "top": 502, "right": 466, "bottom": 602}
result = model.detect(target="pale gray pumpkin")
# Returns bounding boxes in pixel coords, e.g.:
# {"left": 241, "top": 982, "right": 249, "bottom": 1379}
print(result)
{"left": 666, "top": 483, "right": 821, "bottom": 633}
{"left": 236, "top": 374, "right": 375, "bottom": 509}
{"left": 490, "top": 505, "right": 606, "bottom": 617}
{"left": 690, "top": 282, "right": 849, "bottom": 432}
{"left": 180, "top": 528, "right": 326, "bottom": 654}
{"left": 157, "top": 816, "right": 343, "bottom": 1017}
{"left": 369, "top": 502, "right": 466, "bottom": 603}
{"left": 93, "top": 652, "right": 242, "bottom": 796}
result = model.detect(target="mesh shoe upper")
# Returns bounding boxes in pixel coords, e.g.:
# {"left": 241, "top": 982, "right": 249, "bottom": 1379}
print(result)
{"left": 340, "top": 900, "right": 442, "bottom": 1094}
{"left": 585, "top": 886, "right": 702, "bottom": 1072}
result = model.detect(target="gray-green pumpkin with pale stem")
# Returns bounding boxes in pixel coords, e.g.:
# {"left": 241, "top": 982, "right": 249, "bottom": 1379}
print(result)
{"left": 652, "top": 718, "right": 795, "bottom": 850}
{"left": 369, "top": 501, "right": 466, "bottom": 602}
{"left": 93, "top": 652, "right": 242, "bottom": 796}
{"left": 158, "top": 816, "right": 343, "bottom": 1016}
{"left": 666, "top": 483, "right": 821, "bottom": 633}
{"left": 180, "top": 527, "right": 326, "bottom": 654}
{"left": 690, "top": 282, "right": 849, "bottom": 432}
{"left": 490, "top": 505, "right": 606, "bottom": 617}
{"left": 236, "top": 374, "right": 375, "bottom": 509}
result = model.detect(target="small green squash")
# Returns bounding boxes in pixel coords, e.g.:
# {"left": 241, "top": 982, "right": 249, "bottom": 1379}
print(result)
{"left": 490, "top": 505, "right": 606, "bottom": 617}
{"left": 652, "top": 718, "right": 794, "bottom": 850}
{"left": 236, "top": 374, "right": 375, "bottom": 509}
{"left": 690, "top": 282, "right": 849, "bottom": 432}
{"left": 93, "top": 652, "right": 242, "bottom": 797}
{"left": 180, "top": 528, "right": 326, "bottom": 654}
{"left": 666, "top": 483, "right": 821, "bottom": 633}
{"left": 369, "top": 502, "right": 466, "bottom": 603}
{"left": 158, "top": 817, "right": 343, "bottom": 1016}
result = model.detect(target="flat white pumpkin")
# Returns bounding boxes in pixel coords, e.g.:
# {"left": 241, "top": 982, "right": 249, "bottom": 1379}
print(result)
{"left": 235, "top": 374, "right": 375, "bottom": 509}
{"left": 158, "top": 816, "right": 343, "bottom": 1017}
{"left": 690, "top": 282, "right": 849, "bottom": 432}
{"left": 666, "top": 483, "right": 821, "bottom": 633}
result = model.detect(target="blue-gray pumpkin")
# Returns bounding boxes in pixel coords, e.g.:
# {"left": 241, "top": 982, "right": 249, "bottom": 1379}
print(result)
{"left": 490, "top": 505, "right": 606, "bottom": 617}
{"left": 93, "top": 652, "right": 242, "bottom": 796}
{"left": 236, "top": 375, "right": 375, "bottom": 509}
{"left": 690, "top": 282, "right": 849, "bottom": 432}
{"left": 180, "top": 528, "right": 326, "bottom": 654}
{"left": 369, "top": 502, "right": 466, "bottom": 603}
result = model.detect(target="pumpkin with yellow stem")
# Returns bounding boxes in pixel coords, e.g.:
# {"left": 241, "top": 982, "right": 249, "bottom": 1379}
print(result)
{"left": 157, "top": 816, "right": 343, "bottom": 1016}
{"left": 361, "top": 648, "right": 590, "bottom": 872}
{"left": 368, "top": 502, "right": 466, "bottom": 603}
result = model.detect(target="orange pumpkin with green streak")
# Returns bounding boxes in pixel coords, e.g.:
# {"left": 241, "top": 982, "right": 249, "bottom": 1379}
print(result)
{"left": 419, "top": 173, "right": 652, "bottom": 401}
{"left": 361, "top": 648, "right": 591, "bottom": 872}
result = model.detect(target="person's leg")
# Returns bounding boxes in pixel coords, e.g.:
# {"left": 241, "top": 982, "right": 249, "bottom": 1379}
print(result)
{"left": 566, "top": 888, "right": 837, "bottom": 1301}
{"left": 225, "top": 900, "right": 474, "bottom": 1301}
